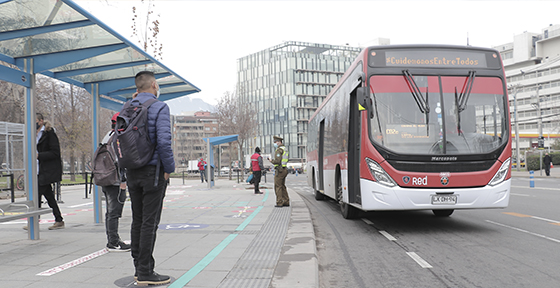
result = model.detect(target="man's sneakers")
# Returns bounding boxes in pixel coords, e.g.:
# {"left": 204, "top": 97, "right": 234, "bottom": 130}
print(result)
{"left": 136, "top": 272, "right": 170, "bottom": 286}
{"left": 48, "top": 221, "right": 65, "bottom": 230}
{"left": 107, "top": 241, "right": 131, "bottom": 252}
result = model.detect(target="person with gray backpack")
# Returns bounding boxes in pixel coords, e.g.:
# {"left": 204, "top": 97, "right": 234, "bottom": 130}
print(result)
{"left": 93, "top": 112, "right": 131, "bottom": 252}
{"left": 115, "top": 71, "right": 174, "bottom": 286}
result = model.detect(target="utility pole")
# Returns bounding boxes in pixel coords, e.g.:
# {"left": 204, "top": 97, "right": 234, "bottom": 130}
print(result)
{"left": 537, "top": 85, "right": 543, "bottom": 142}
{"left": 532, "top": 85, "right": 543, "bottom": 175}
{"left": 512, "top": 85, "right": 520, "bottom": 171}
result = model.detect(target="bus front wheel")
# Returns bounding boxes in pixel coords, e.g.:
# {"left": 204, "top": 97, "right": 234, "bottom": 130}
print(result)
{"left": 433, "top": 209, "right": 454, "bottom": 217}
{"left": 336, "top": 171, "right": 358, "bottom": 219}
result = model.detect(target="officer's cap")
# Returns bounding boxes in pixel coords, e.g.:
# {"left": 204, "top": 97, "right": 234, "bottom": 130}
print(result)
{"left": 273, "top": 136, "right": 283, "bottom": 142}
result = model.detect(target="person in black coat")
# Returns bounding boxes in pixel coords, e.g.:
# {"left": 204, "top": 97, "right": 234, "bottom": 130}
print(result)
{"left": 543, "top": 152, "right": 552, "bottom": 176}
{"left": 36, "top": 113, "right": 64, "bottom": 230}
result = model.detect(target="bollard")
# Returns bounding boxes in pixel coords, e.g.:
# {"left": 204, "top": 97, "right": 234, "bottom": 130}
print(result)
{"left": 529, "top": 170, "right": 534, "bottom": 188}
{"left": 295, "top": 170, "right": 298, "bottom": 176}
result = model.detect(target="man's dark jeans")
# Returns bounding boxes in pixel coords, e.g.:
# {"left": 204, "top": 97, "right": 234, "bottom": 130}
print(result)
{"left": 253, "top": 170, "right": 262, "bottom": 193}
{"left": 39, "top": 183, "right": 63, "bottom": 222}
{"left": 200, "top": 170, "right": 206, "bottom": 182}
{"left": 102, "top": 185, "right": 126, "bottom": 245}
{"left": 127, "top": 165, "right": 167, "bottom": 277}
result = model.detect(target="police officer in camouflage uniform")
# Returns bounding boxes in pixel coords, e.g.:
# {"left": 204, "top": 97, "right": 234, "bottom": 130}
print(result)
{"left": 269, "top": 136, "right": 290, "bottom": 207}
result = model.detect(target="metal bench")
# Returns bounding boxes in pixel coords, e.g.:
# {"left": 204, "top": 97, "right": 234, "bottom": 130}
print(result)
{"left": 0, "top": 200, "right": 52, "bottom": 223}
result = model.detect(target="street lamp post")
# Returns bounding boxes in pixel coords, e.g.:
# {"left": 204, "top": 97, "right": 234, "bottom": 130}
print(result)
{"left": 512, "top": 85, "right": 520, "bottom": 171}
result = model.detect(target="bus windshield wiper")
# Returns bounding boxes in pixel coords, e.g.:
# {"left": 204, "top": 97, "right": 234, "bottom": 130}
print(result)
{"left": 403, "top": 70, "right": 430, "bottom": 135}
{"left": 457, "top": 71, "right": 476, "bottom": 112}
{"left": 455, "top": 71, "right": 476, "bottom": 136}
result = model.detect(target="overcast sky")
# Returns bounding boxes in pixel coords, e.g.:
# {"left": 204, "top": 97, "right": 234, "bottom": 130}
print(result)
{"left": 76, "top": 0, "right": 560, "bottom": 111}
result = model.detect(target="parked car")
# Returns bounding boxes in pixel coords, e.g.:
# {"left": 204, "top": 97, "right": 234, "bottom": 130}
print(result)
{"left": 512, "top": 158, "right": 525, "bottom": 168}
{"left": 220, "top": 167, "right": 230, "bottom": 175}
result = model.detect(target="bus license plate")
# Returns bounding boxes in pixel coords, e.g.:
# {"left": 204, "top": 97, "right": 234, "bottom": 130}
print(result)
{"left": 431, "top": 194, "right": 457, "bottom": 205}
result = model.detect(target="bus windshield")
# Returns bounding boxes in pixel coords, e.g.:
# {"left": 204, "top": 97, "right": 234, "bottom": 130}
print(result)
{"left": 370, "top": 75, "right": 507, "bottom": 155}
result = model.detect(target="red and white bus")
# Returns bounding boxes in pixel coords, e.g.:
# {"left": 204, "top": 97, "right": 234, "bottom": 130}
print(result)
{"left": 307, "top": 45, "right": 511, "bottom": 218}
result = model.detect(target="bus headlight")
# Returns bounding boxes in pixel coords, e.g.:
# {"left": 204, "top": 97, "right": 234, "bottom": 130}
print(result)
{"left": 489, "top": 158, "right": 510, "bottom": 186}
{"left": 366, "top": 158, "right": 396, "bottom": 187}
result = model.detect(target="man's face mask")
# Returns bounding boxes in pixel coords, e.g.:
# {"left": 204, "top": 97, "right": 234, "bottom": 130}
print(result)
{"left": 36, "top": 121, "right": 41, "bottom": 130}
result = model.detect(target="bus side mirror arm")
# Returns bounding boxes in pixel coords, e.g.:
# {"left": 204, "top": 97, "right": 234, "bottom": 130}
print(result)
{"left": 356, "top": 87, "right": 368, "bottom": 109}
{"left": 356, "top": 86, "right": 374, "bottom": 118}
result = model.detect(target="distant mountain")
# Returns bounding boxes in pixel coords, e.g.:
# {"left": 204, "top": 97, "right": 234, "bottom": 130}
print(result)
{"left": 166, "top": 96, "right": 215, "bottom": 115}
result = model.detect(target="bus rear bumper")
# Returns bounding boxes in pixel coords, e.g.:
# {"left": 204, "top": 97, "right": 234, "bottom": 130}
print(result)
{"left": 359, "top": 179, "right": 511, "bottom": 211}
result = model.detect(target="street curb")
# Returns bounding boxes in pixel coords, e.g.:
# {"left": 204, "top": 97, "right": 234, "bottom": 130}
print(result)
{"left": 270, "top": 187, "right": 319, "bottom": 288}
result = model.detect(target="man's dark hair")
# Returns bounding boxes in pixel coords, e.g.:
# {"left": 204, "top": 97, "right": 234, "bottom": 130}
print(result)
{"left": 135, "top": 71, "right": 156, "bottom": 91}
{"left": 36, "top": 113, "right": 44, "bottom": 121}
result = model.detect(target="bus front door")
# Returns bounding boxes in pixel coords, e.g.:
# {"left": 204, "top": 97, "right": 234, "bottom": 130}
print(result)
{"left": 348, "top": 87, "right": 361, "bottom": 205}
{"left": 318, "top": 120, "right": 325, "bottom": 191}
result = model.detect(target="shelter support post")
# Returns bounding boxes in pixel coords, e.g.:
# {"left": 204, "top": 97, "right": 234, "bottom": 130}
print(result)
{"left": 24, "top": 58, "right": 40, "bottom": 240}
{"left": 92, "top": 83, "right": 103, "bottom": 223}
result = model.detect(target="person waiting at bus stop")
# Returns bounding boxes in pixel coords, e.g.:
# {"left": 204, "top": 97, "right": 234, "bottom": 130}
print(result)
{"left": 543, "top": 152, "right": 552, "bottom": 176}
{"left": 198, "top": 157, "right": 207, "bottom": 183}
{"left": 100, "top": 113, "right": 131, "bottom": 251}
{"left": 269, "top": 136, "right": 289, "bottom": 207}
{"left": 33, "top": 113, "right": 64, "bottom": 230}
{"left": 250, "top": 147, "right": 264, "bottom": 194}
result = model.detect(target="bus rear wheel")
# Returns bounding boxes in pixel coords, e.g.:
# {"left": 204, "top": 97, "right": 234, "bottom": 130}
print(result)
{"left": 336, "top": 171, "right": 358, "bottom": 219}
{"left": 433, "top": 209, "right": 454, "bottom": 217}
{"left": 313, "top": 170, "right": 324, "bottom": 200}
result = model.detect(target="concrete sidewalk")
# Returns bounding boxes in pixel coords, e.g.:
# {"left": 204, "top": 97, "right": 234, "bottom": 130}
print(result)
{"left": 0, "top": 177, "right": 318, "bottom": 288}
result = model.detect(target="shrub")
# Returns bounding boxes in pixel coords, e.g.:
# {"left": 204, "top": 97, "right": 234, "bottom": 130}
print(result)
{"left": 526, "top": 151, "right": 560, "bottom": 171}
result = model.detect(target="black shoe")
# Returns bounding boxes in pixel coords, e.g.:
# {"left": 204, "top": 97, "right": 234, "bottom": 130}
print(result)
{"left": 137, "top": 272, "right": 170, "bottom": 286}
{"left": 107, "top": 241, "right": 131, "bottom": 252}
{"left": 254, "top": 191, "right": 263, "bottom": 194}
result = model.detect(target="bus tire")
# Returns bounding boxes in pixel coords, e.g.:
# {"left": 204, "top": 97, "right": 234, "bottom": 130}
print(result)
{"left": 313, "top": 170, "right": 324, "bottom": 200}
{"left": 336, "top": 170, "right": 358, "bottom": 219}
{"left": 433, "top": 209, "right": 454, "bottom": 217}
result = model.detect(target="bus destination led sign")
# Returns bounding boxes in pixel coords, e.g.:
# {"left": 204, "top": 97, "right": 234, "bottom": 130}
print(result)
{"left": 386, "top": 56, "right": 481, "bottom": 67}
{"left": 371, "top": 49, "right": 492, "bottom": 68}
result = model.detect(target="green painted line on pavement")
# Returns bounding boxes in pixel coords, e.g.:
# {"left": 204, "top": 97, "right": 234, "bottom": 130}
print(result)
{"left": 262, "top": 189, "right": 269, "bottom": 202}
{"left": 168, "top": 200, "right": 265, "bottom": 287}
{"left": 168, "top": 234, "right": 238, "bottom": 288}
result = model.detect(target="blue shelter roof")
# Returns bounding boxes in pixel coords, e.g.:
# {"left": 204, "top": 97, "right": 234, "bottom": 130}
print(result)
{"left": 204, "top": 135, "right": 239, "bottom": 146}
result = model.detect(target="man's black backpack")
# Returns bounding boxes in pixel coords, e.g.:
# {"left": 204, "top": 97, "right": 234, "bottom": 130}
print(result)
{"left": 92, "top": 133, "right": 119, "bottom": 186}
{"left": 115, "top": 98, "right": 158, "bottom": 169}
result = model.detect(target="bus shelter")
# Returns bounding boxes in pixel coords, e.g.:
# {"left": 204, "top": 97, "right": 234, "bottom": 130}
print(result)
{"left": 204, "top": 135, "right": 239, "bottom": 188}
{"left": 0, "top": 0, "right": 200, "bottom": 239}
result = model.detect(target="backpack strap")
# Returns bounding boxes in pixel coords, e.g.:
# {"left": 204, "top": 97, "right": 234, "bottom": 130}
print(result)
{"left": 140, "top": 97, "right": 161, "bottom": 187}
{"left": 143, "top": 98, "right": 159, "bottom": 108}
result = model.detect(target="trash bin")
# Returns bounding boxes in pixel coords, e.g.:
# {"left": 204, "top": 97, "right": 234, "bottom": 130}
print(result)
{"left": 210, "top": 165, "right": 215, "bottom": 181}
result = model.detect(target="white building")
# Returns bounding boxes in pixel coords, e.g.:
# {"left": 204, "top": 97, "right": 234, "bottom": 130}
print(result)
{"left": 495, "top": 24, "right": 560, "bottom": 151}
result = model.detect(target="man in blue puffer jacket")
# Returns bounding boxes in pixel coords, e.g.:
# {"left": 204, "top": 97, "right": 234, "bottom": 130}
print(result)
{"left": 125, "top": 71, "right": 175, "bottom": 286}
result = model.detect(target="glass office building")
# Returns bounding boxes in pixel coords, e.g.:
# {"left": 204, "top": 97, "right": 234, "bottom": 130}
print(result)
{"left": 237, "top": 41, "right": 362, "bottom": 163}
